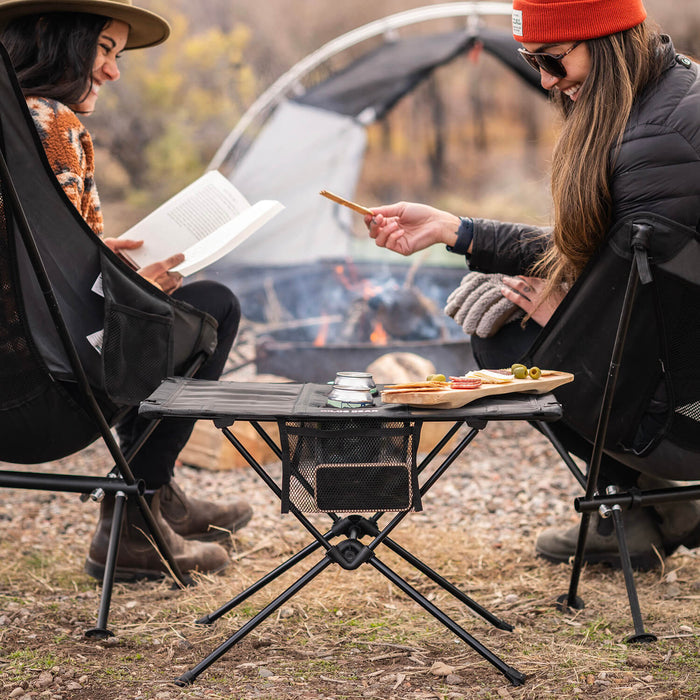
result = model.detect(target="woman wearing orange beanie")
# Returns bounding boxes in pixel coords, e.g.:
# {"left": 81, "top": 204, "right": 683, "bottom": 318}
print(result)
{"left": 366, "top": 0, "right": 700, "bottom": 569}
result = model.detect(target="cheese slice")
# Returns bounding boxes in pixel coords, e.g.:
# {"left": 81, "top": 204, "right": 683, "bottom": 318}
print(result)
{"left": 466, "top": 369, "right": 514, "bottom": 384}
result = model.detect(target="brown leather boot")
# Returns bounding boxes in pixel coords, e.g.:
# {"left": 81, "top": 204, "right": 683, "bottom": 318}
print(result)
{"left": 535, "top": 507, "right": 664, "bottom": 571}
{"left": 637, "top": 474, "right": 700, "bottom": 553}
{"left": 84, "top": 491, "right": 230, "bottom": 582}
{"left": 159, "top": 480, "right": 253, "bottom": 543}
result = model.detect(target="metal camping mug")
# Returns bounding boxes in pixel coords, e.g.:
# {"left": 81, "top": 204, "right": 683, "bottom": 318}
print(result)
{"left": 326, "top": 386, "right": 375, "bottom": 409}
{"left": 333, "top": 371, "right": 377, "bottom": 394}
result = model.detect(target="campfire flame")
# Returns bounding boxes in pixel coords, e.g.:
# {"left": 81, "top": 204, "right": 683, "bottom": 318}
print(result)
{"left": 370, "top": 321, "right": 388, "bottom": 345}
{"left": 336, "top": 264, "right": 383, "bottom": 299}
{"left": 313, "top": 314, "right": 331, "bottom": 347}
{"left": 306, "top": 264, "right": 440, "bottom": 347}
{"left": 335, "top": 264, "right": 351, "bottom": 288}
{"left": 362, "top": 279, "right": 384, "bottom": 300}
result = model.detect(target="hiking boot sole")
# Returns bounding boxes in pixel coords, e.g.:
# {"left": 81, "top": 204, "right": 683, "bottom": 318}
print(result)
{"left": 84, "top": 556, "right": 230, "bottom": 582}
{"left": 178, "top": 510, "right": 253, "bottom": 543}
{"left": 536, "top": 547, "right": 661, "bottom": 572}
{"left": 84, "top": 556, "right": 167, "bottom": 583}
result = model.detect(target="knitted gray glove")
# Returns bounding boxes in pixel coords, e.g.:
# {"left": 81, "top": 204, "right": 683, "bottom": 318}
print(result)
{"left": 444, "top": 272, "right": 523, "bottom": 338}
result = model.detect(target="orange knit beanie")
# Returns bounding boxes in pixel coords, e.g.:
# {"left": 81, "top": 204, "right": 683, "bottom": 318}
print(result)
{"left": 512, "top": 0, "right": 647, "bottom": 43}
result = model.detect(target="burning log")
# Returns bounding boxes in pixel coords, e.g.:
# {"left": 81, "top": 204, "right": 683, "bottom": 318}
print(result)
{"left": 333, "top": 262, "right": 445, "bottom": 344}
{"left": 223, "top": 260, "right": 473, "bottom": 382}
{"left": 368, "top": 285, "right": 443, "bottom": 341}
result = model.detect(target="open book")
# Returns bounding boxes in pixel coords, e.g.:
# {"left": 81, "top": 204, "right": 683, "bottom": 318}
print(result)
{"left": 117, "top": 171, "right": 284, "bottom": 276}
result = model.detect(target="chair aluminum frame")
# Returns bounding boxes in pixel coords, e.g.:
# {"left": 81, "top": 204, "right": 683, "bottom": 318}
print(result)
{"left": 539, "top": 222, "right": 700, "bottom": 642}
{"left": 0, "top": 138, "right": 200, "bottom": 639}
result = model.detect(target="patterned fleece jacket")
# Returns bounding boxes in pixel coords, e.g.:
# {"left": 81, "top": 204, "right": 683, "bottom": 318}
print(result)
{"left": 26, "top": 96, "right": 104, "bottom": 236}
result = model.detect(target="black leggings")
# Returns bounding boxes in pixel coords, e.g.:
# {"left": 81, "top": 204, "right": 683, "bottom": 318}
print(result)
{"left": 470, "top": 320, "right": 643, "bottom": 488}
{"left": 116, "top": 280, "right": 241, "bottom": 488}
{"left": 472, "top": 315, "right": 700, "bottom": 482}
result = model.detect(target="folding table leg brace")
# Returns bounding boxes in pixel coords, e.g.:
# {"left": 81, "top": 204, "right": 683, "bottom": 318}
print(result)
{"left": 175, "top": 419, "right": 525, "bottom": 687}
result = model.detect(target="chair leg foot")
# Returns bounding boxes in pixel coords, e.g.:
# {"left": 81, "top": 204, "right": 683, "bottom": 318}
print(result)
{"left": 626, "top": 632, "right": 657, "bottom": 644}
{"left": 556, "top": 592, "right": 584, "bottom": 612}
{"left": 508, "top": 669, "right": 527, "bottom": 687}
{"left": 84, "top": 627, "right": 114, "bottom": 640}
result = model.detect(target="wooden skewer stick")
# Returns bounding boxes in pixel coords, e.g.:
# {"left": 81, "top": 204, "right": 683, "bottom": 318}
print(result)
{"left": 319, "top": 189, "right": 374, "bottom": 217}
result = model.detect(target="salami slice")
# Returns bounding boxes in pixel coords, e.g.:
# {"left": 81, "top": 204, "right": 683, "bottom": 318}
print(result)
{"left": 449, "top": 376, "right": 482, "bottom": 389}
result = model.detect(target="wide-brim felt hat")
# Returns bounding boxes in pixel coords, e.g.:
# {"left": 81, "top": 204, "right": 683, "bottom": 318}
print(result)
{"left": 0, "top": 0, "right": 170, "bottom": 49}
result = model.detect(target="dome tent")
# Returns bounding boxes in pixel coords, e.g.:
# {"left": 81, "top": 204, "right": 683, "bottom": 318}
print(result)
{"left": 200, "top": 3, "right": 547, "bottom": 381}
{"left": 205, "top": 2, "right": 545, "bottom": 270}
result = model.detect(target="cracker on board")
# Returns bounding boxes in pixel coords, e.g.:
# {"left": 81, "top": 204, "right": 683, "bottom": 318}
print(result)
{"left": 382, "top": 385, "right": 447, "bottom": 394}
{"left": 383, "top": 381, "right": 449, "bottom": 391}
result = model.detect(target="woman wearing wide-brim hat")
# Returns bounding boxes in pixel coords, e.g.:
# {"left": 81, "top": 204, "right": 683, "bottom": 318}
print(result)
{"left": 0, "top": 0, "right": 169, "bottom": 49}
{"left": 0, "top": 0, "right": 254, "bottom": 581}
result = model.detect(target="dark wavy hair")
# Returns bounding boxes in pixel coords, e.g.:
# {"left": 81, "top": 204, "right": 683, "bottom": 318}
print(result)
{"left": 1, "top": 12, "right": 108, "bottom": 107}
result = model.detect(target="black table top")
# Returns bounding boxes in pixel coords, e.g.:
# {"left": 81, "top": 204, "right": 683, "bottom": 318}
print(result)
{"left": 139, "top": 378, "right": 563, "bottom": 426}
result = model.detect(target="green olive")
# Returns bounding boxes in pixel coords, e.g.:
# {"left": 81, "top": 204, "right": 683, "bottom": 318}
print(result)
{"left": 427, "top": 373, "right": 446, "bottom": 382}
{"left": 529, "top": 366, "right": 542, "bottom": 380}
{"left": 512, "top": 366, "right": 528, "bottom": 379}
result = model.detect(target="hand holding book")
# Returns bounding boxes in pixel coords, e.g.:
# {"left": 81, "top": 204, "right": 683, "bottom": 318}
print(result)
{"left": 115, "top": 171, "right": 284, "bottom": 277}
{"left": 103, "top": 236, "right": 184, "bottom": 293}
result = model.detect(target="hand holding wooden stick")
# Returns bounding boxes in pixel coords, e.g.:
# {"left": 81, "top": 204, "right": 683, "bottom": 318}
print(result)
{"left": 319, "top": 189, "right": 374, "bottom": 217}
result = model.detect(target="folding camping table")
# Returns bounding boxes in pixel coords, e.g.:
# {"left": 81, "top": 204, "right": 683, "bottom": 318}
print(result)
{"left": 140, "top": 379, "right": 564, "bottom": 687}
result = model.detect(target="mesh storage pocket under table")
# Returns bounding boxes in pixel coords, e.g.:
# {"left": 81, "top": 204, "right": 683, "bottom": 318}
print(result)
{"left": 279, "top": 417, "right": 422, "bottom": 513}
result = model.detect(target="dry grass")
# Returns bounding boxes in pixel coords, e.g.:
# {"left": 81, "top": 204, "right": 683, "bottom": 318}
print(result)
{"left": 1, "top": 425, "right": 699, "bottom": 699}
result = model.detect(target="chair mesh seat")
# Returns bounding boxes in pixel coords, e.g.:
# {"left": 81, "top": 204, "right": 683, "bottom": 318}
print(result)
{"left": 676, "top": 403, "right": 700, "bottom": 421}
{"left": 528, "top": 213, "right": 700, "bottom": 458}
{"left": 0, "top": 192, "right": 50, "bottom": 407}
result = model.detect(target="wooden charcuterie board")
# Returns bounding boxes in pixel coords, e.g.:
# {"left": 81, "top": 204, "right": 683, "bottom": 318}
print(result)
{"left": 380, "top": 371, "right": 574, "bottom": 409}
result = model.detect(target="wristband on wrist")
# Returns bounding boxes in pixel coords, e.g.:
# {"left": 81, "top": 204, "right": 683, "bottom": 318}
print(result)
{"left": 446, "top": 217, "right": 473, "bottom": 255}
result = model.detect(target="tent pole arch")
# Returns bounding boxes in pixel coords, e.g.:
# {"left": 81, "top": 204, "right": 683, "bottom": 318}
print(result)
{"left": 208, "top": 2, "right": 513, "bottom": 171}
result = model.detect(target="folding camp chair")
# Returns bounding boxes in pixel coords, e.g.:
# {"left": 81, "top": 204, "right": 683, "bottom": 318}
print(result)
{"left": 0, "top": 42, "right": 219, "bottom": 637}
{"left": 525, "top": 213, "right": 700, "bottom": 640}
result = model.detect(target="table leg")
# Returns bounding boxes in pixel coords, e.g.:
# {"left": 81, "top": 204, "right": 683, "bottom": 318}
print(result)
{"left": 196, "top": 538, "right": 326, "bottom": 625}
{"left": 370, "top": 556, "right": 526, "bottom": 686}
{"left": 175, "top": 556, "right": 334, "bottom": 687}
{"left": 381, "top": 536, "right": 513, "bottom": 631}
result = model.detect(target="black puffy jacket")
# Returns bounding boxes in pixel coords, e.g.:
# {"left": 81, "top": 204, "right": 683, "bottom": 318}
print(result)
{"left": 468, "top": 37, "right": 700, "bottom": 276}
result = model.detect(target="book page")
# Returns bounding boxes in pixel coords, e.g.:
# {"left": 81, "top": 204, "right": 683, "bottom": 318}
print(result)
{"left": 171, "top": 199, "right": 284, "bottom": 275}
{"left": 116, "top": 171, "right": 280, "bottom": 274}
{"left": 167, "top": 181, "right": 249, "bottom": 242}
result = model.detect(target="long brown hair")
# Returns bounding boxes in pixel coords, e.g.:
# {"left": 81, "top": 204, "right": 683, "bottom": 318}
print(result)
{"left": 533, "top": 23, "right": 665, "bottom": 292}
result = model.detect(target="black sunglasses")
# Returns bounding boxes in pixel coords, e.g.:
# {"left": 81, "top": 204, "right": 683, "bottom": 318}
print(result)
{"left": 517, "top": 42, "right": 582, "bottom": 79}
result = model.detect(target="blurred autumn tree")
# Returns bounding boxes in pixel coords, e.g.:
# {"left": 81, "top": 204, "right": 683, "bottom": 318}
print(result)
{"left": 90, "top": 0, "right": 699, "bottom": 229}
{"left": 88, "top": 3, "right": 256, "bottom": 205}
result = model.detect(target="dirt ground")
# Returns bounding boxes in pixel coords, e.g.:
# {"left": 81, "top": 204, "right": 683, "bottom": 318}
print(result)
{"left": 1, "top": 421, "right": 699, "bottom": 700}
